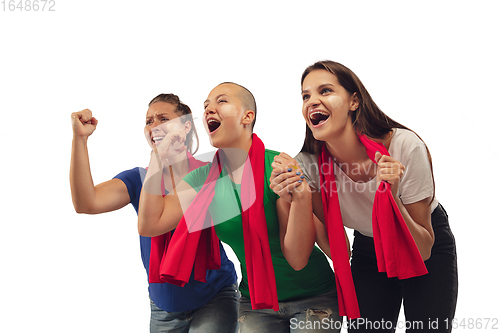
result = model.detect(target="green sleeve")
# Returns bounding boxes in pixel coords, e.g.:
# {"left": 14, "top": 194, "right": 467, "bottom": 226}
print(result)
{"left": 182, "top": 164, "right": 212, "bottom": 193}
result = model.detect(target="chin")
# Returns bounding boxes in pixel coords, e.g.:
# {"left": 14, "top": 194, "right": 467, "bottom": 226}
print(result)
{"left": 208, "top": 137, "right": 221, "bottom": 149}
{"left": 210, "top": 134, "right": 233, "bottom": 148}
{"left": 309, "top": 127, "right": 328, "bottom": 142}
{"left": 312, "top": 122, "right": 349, "bottom": 143}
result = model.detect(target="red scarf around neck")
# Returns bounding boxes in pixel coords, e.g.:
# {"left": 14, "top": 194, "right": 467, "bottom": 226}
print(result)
{"left": 319, "top": 134, "right": 428, "bottom": 319}
{"left": 148, "top": 152, "right": 211, "bottom": 283}
{"left": 158, "top": 134, "right": 279, "bottom": 311}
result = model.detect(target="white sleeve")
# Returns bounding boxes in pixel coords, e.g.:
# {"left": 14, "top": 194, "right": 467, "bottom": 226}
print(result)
{"left": 398, "top": 144, "right": 434, "bottom": 205}
{"left": 294, "top": 152, "right": 320, "bottom": 191}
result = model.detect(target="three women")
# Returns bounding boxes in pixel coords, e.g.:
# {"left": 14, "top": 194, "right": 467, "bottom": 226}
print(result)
{"left": 71, "top": 61, "right": 457, "bottom": 332}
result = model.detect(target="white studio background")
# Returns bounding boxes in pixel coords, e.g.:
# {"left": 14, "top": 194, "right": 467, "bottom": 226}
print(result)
{"left": 1, "top": 1, "right": 499, "bottom": 332}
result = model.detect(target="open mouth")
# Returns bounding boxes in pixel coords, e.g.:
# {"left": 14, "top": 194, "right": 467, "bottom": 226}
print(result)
{"left": 152, "top": 136, "right": 165, "bottom": 145}
{"left": 310, "top": 111, "right": 330, "bottom": 126}
{"left": 207, "top": 119, "right": 221, "bottom": 133}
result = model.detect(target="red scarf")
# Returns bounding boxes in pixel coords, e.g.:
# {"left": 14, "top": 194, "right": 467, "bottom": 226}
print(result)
{"left": 148, "top": 152, "right": 210, "bottom": 283}
{"left": 159, "top": 134, "right": 279, "bottom": 311}
{"left": 319, "top": 134, "right": 427, "bottom": 319}
{"left": 357, "top": 134, "right": 428, "bottom": 279}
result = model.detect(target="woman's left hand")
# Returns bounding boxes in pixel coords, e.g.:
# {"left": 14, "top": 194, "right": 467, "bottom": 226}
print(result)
{"left": 375, "top": 151, "right": 405, "bottom": 199}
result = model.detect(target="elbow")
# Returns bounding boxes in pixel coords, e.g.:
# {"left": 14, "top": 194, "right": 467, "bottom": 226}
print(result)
{"left": 74, "top": 206, "right": 86, "bottom": 214}
{"left": 283, "top": 240, "right": 315, "bottom": 271}
{"left": 138, "top": 223, "right": 152, "bottom": 237}
{"left": 421, "top": 246, "right": 433, "bottom": 261}
{"left": 138, "top": 219, "right": 158, "bottom": 237}
{"left": 420, "top": 237, "right": 435, "bottom": 261}
{"left": 291, "top": 261, "right": 307, "bottom": 271}
{"left": 72, "top": 196, "right": 99, "bottom": 214}
{"left": 138, "top": 211, "right": 174, "bottom": 237}
{"left": 421, "top": 249, "right": 431, "bottom": 262}
{"left": 286, "top": 255, "right": 309, "bottom": 271}
{"left": 73, "top": 203, "right": 93, "bottom": 214}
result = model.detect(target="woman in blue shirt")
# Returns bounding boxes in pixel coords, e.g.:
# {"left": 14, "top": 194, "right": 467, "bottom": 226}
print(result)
{"left": 69, "top": 93, "right": 239, "bottom": 333}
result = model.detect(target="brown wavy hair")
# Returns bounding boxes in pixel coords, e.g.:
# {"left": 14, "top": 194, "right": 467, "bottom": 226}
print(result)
{"left": 149, "top": 93, "right": 199, "bottom": 154}
{"left": 300, "top": 60, "right": 434, "bottom": 200}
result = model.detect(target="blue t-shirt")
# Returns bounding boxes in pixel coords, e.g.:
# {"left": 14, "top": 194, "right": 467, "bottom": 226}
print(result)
{"left": 114, "top": 167, "right": 237, "bottom": 312}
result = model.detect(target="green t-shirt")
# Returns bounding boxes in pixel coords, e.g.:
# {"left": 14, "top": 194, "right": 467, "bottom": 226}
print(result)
{"left": 183, "top": 149, "right": 335, "bottom": 302}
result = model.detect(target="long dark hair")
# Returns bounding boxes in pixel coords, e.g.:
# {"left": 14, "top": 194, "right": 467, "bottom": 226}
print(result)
{"left": 300, "top": 60, "right": 435, "bottom": 199}
{"left": 149, "top": 93, "right": 199, "bottom": 154}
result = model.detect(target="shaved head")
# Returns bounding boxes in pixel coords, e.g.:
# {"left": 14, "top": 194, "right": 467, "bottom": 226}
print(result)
{"left": 219, "top": 82, "right": 257, "bottom": 129}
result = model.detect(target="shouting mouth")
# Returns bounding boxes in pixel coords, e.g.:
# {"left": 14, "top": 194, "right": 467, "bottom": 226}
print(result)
{"left": 207, "top": 118, "right": 221, "bottom": 133}
{"left": 309, "top": 110, "right": 330, "bottom": 126}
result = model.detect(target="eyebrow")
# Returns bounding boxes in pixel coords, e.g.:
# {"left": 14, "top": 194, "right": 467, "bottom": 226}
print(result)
{"left": 204, "top": 94, "right": 228, "bottom": 105}
{"left": 301, "top": 83, "right": 334, "bottom": 94}
{"left": 145, "top": 113, "right": 169, "bottom": 119}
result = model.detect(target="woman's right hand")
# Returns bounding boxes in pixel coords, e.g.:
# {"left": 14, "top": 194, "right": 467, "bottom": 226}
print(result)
{"left": 270, "top": 153, "right": 308, "bottom": 203}
{"left": 71, "top": 109, "right": 98, "bottom": 138}
{"left": 145, "top": 122, "right": 187, "bottom": 162}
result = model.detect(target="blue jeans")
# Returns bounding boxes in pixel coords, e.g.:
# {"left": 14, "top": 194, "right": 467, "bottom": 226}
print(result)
{"left": 150, "top": 284, "right": 240, "bottom": 333}
{"left": 238, "top": 288, "right": 342, "bottom": 333}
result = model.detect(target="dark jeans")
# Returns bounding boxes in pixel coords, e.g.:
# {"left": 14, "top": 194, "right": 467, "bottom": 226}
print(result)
{"left": 349, "top": 204, "right": 458, "bottom": 332}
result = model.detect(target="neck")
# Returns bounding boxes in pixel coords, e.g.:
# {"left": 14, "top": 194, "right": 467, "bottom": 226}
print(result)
{"left": 221, "top": 132, "right": 253, "bottom": 183}
{"left": 232, "top": 131, "right": 253, "bottom": 152}
{"left": 163, "top": 151, "right": 190, "bottom": 178}
{"left": 324, "top": 128, "right": 368, "bottom": 166}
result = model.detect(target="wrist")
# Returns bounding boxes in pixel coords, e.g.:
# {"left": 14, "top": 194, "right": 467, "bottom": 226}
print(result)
{"left": 148, "top": 151, "right": 163, "bottom": 172}
{"left": 72, "top": 135, "right": 89, "bottom": 146}
{"left": 395, "top": 196, "right": 405, "bottom": 211}
{"left": 292, "top": 184, "right": 312, "bottom": 204}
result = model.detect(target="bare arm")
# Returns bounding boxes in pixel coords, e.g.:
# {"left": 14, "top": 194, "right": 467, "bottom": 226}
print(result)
{"left": 70, "top": 109, "right": 130, "bottom": 214}
{"left": 137, "top": 151, "right": 198, "bottom": 237}
{"left": 396, "top": 197, "right": 434, "bottom": 260}
{"left": 313, "top": 214, "right": 330, "bottom": 258}
{"left": 271, "top": 153, "right": 316, "bottom": 271}
{"left": 276, "top": 191, "right": 315, "bottom": 271}
{"left": 375, "top": 152, "right": 434, "bottom": 260}
{"left": 311, "top": 190, "right": 325, "bottom": 224}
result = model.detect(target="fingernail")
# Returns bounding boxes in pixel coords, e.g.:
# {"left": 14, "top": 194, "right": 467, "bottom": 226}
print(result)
{"left": 296, "top": 171, "right": 301, "bottom": 175}
{"left": 300, "top": 175, "right": 305, "bottom": 179}
{"left": 287, "top": 168, "right": 292, "bottom": 172}
{"left": 298, "top": 180, "right": 303, "bottom": 184}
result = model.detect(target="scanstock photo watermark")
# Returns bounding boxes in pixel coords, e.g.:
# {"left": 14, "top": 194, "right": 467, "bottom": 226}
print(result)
{"left": 289, "top": 317, "right": 499, "bottom": 330}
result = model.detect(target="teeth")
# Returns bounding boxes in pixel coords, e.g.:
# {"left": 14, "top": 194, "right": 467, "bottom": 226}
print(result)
{"left": 309, "top": 110, "right": 330, "bottom": 126}
{"left": 309, "top": 111, "right": 329, "bottom": 119}
{"left": 207, "top": 119, "right": 219, "bottom": 124}
{"left": 153, "top": 136, "right": 164, "bottom": 142}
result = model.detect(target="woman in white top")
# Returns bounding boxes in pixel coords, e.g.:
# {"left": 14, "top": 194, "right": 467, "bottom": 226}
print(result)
{"left": 270, "top": 60, "right": 457, "bottom": 332}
